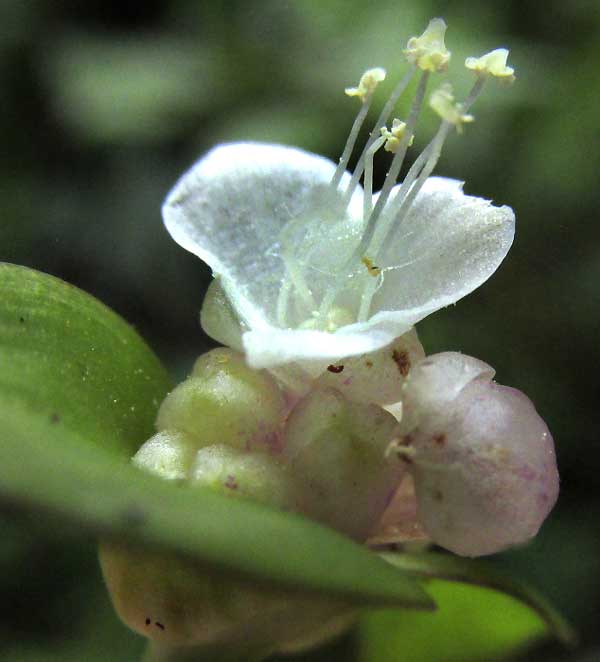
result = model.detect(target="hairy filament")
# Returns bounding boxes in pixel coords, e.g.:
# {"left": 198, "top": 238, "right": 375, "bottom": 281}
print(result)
{"left": 358, "top": 78, "right": 487, "bottom": 319}
{"left": 363, "top": 136, "right": 387, "bottom": 221}
{"left": 318, "top": 73, "right": 430, "bottom": 321}
{"left": 331, "top": 97, "right": 376, "bottom": 189}
{"left": 360, "top": 71, "right": 429, "bottom": 248}
{"left": 341, "top": 66, "right": 416, "bottom": 206}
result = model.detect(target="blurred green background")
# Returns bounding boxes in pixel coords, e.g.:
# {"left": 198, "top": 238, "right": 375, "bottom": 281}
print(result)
{"left": 1, "top": 1, "right": 599, "bottom": 660}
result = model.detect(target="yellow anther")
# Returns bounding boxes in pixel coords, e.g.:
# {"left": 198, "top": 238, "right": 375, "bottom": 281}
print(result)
{"left": 465, "top": 48, "right": 515, "bottom": 83}
{"left": 404, "top": 18, "right": 451, "bottom": 73}
{"left": 361, "top": 256, "right": 381, "bottom": 277}
{"left": 345, "top": 67, "right": 386, "bottom": 102}
{"left": 429, "top": 83, "right": 474, "bottom": 132}
{"left": 299, "top": 306, "right": 355, "bottom": 332}
{"left": 380, "top": 118, "right": 414, "bottom": 153}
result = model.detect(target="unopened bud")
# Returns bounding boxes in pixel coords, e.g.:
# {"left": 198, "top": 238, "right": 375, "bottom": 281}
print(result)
{"left": 156, "top": 348, "right": 285, "bottom": 453}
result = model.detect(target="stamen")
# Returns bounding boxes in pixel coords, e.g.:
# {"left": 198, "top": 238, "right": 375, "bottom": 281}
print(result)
{"left": 465, "top": 48, "right": 515, "bottom": 83}
{"left": 429, "top": 83, "right": 474, "bottom": 133}
{"left": 361, "top": 256, "right": 381, "bottom": 277}
{"left": 276, "top": 275, "right": 291, "bottom": 327}
{"left": 381, "top": 118, "right": 414, "bottom": 153}
{"left": 363, "top": 135, "right": 386, "bottom": 220}
{"left": 341, "top": 18, "right": 450, "bottom": 206}
{"left": 382, "top": 78, "right": 487, "bottom": 253}
{"left": 314, "top": 22, "right": 498, "bottom": 330}
{"left": 341, "top": 66, "right": 416, "bottom": 206}
{"left": 357, "top": 267, "right": 383, "bottom": 321}
{"left": 357, "top": 78, "right": 488, "bottom": 319}
{"left": 277, "top": 251, "right": 317, "bottom": 327}
{"left": 318, "top": 71, "right": 429, "bottom": 323}
{"left": 404, "top": 18, "right": 451, "bottom": 73}
{"left": 375, "top": 121, "right": 451, "bottom": 258}
{"left": 356, "top": 71, "right": 430, "bottom": 256}
{"left": 331, "top": 68, "right": 386, "bottom": 189}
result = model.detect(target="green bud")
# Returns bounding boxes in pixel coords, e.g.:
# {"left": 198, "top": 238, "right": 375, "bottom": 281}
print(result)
{"left": 156, "top": 348, "right": 285, "bottom": 452}
{"left": 190, "top": 444, "right": 299, "bottom": 511}
{"left": 199, "top": 279, "right": 244, "bottom": 351}
{"left": 132, "top": 430, "right": 197, "bottom": 480}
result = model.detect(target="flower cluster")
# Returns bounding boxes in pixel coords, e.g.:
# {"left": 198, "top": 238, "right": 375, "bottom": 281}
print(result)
{"left": 105, "top": 17, "right": 559, "bottom": 650}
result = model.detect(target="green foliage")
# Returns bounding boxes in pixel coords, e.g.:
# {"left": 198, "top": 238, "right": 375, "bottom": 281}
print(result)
{"left": 0, "top": 263, "right": 172, "bottom": 458}
{"left": 358, "top": 552, "right": 576, "bottom": 662}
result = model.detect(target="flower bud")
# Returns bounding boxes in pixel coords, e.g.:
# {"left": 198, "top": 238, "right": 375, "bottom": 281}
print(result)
{"left": 99, "top": 541, "right": 351, "bottom": 649}
{"left": 200, "top": 279, "right": 245, "bottom": 352}
{"left": 132, "top": 430, "right": 198, "bottom": 480}
{"left": 396, "top": 352, "right": 559, "bottom": 557}
{"left": 315, "top": 329, "right": 425, "bottom": 405}
{"left": 283, "top": 387, "right": 405, "bottom": 540}
{"left": 156, "top": 348, "right": 285, "bottom": 452}
{"left": 190, "top": 444, "right": 299, "bottom": 511}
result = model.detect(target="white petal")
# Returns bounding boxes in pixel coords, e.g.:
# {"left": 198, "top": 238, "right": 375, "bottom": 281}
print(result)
{"left": 371, "top": 176, "right": 515, "bottom": 326}
{"left": 242, "top": 325, "right": 391, "bottom": 370}
{"left": 163, "top": 142, "right": 363, "bottom": 331}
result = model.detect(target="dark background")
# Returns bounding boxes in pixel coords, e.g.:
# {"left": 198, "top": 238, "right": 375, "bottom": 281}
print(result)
{"left": 1, "top": 1, "right": 599, "bottom": 660}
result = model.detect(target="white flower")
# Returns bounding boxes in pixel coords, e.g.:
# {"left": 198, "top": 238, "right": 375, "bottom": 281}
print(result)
{"left": 163, "top": 141, "right": 513, "bottom": 370}
{"left": 162, "top": 24, "right": 515, "bottom": 373}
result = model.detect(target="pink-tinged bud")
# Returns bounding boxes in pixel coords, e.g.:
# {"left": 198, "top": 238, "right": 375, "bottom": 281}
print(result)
{"left": 283, "top": 386, "right": 405, "bottom": 540}
{"left": 398, "top": 352, "right": 559, "bottom": 557}
{"left": 315, "top": 329, "right": 425, "bottom": 406}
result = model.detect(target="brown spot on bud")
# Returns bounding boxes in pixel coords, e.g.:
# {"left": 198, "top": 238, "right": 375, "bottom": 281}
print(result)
{"left": 433, "top": 489, "right": 443, "bottom": 502}
{"left": 224, "top": 475, "right": 238, "bottom": 490}
{"left": 433, "top": 433, "right": 447, "bottom": 446}
{"left": 392, "top": 349, "right": 411, "bottom": 377}
{"left": 327, "top": 364, "right": 344, "bottom": 373}
{"left": 365, "top": 360, "right": 374, "bottom": 368}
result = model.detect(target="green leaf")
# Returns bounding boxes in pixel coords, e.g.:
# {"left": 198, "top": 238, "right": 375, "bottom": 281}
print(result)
{"left": 0, "top": 264, "right": 433, "bottom": 609}
{"left": 356, "top": 552, "right": 576, "bottom": 662}
{"left": 0, "top": 262, "right": 172, "bottom": 457}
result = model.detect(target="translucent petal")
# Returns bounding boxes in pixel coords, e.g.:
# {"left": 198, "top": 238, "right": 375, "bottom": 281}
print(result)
{"left": 163, "top": 142, "right": 364, "bottom": 332}
{"left": 371, "top": 176, "right": 515, "bottom": 327}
